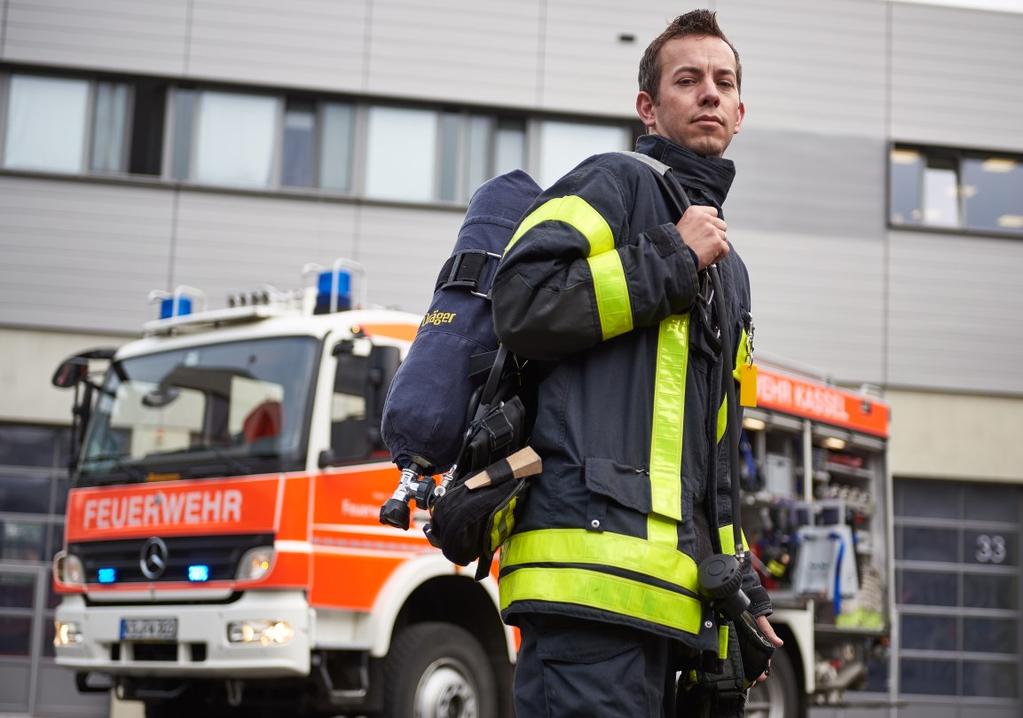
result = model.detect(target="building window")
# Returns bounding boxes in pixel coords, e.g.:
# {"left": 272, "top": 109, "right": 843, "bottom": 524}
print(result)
{"left": 365, "top": 105, "right": 438, "bottom": 202}
{"left": 281, "top": 98, "right": 317, "bottom": 189}
{"left": 3, "top": 74, "right": 89, "bottom": 173}
{"left": 894, "top": 479, "right": 1022, "bottom": 701}
{"left": 192, "top": 90, "right": 278, "bottom": 188}
{"left": 538, "top": 120, "right": 631, "bottom": 188}
{"left": 169, "top": 88, "right": 356, "bottom": 193}
{"left": 320, "top": 102, "right": 355, "bottom": 193}
{"left": 889, "top": 145, "right": 1023, "bottom": 235}
{"left": 962, "top": 156, "right": 1023, "bottom": 232}
{"left": 435, "top": 112, "right": 527, "bottom": 203}
{"left": 2, "top": 73, "right": 164, "bottom": 177}
{"left": 89, "top": 81, "right": 130, "bottom": 173}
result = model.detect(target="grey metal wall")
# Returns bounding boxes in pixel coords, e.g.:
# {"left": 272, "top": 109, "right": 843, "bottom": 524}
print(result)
{"left": 0, "top": 176, "right": 463, "bottom": 332}
{"left": 3, "top": 1, "right": 1022, "bottom": 139}
{"left": 2, "top": 0, "right": 1023, "bottom": 395}
{"left": 890, "top": 2, "right": 1023, "bottom": 154}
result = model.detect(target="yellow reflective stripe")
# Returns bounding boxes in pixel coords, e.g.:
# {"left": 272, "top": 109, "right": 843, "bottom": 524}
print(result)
{"left": 716, "top": 328, "right": 752, "bottom": 439}
{"left": 586, "top": 251, "right": 633, "bottom": 340}
{"left": 718, "top": 524, "right": 749, "bottom": 555}
{"left": 500, "top": 566, "right": 703, "bottom": 635}
{"left": 489, "top": 496, "right": 519, "bottom": 552}
{"left": 647, "top": 513, "right": 677, "bottom": 546}
{"left": 501, "top": 528, "right": 699, "bottom": 592}
{"left": 718, "top": 624, "right": 730, "bottom": 659}
{"left": 504, "top": 195, "right": 631, "bottom": 340}
{"left": 716, "top": 398, "right": 727, "bottom": 443}
{"left": 648, "top": 315, "right": 688, "bottom": 524}
{"left": 505, "top": 195, "right": 614, "bottom": 257}
{"left": 733, "top": 327, "right": 749, "bottom": 381}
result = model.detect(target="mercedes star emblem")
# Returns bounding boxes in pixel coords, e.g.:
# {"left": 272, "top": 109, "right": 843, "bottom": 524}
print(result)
{"left": 140, "top": 537, "right": 169, "bottom": 579}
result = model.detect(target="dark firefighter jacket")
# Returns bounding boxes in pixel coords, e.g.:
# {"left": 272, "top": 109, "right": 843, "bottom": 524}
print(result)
{"left": 491, "top": 134, "right": 771, "bottom": 652}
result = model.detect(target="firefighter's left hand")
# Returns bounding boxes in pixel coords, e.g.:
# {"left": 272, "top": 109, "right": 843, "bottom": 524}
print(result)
{"left": 754, "top": 615, "right": 785, "bottom": 684}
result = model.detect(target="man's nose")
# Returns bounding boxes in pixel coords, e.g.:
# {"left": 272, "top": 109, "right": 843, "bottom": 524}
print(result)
{"left": 698, "top": 79, "right": 720, "bottom": 106}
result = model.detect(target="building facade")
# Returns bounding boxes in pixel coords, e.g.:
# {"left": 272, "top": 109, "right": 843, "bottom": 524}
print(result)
{"left": 0, "top": 1, "right": 1021, "bottom": 716}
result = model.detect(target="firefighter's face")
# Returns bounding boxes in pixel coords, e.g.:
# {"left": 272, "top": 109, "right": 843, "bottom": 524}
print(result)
{"left": 636, "top": 35, "right": 745, "bottom": 157}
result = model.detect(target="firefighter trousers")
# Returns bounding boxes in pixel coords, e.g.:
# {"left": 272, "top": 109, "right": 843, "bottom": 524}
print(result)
{"left": 513, "top": 614, "right": 683, "bottom": 718}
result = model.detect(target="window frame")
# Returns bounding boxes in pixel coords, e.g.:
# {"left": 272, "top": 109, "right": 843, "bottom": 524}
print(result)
{"left": 888, "top": 142, "right": 1023, "bottom": 240}
{"left": 1, "top": 70, "right": 637, "bottom": 209}
{"left": 0, "top": 70, "right": 137, "bottom": 177}
{"left": 88, "top": 80, "right": 135, "bottom": 175}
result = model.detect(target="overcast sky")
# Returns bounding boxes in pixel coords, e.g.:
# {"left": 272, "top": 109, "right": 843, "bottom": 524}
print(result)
{"left": 898, "top": 0, "right": 1023, "bottom": 12}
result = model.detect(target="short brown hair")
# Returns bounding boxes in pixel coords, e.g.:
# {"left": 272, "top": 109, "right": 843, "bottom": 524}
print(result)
{"left": 638, "top": 10, "right": 742, "bottom": 102}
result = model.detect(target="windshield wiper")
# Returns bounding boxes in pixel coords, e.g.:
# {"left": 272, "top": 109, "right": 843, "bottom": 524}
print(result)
{"left": 191, "top": 445, "right": 256, "bottom": 476}
{"left": 79, "top": 453, "right": 148, "bottom": 484}
{"left": 145, "top": 445, "right": 279, "bottom": 478}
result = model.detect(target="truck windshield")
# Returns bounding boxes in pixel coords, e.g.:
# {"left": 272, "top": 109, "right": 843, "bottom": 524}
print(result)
{"left": 77, "top": 336, "right": 320, "bottom": 486}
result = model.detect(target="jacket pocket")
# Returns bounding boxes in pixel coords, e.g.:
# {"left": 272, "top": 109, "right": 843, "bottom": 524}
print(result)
{"left": 583, "top": 457, "right": 651, "bottom": 514}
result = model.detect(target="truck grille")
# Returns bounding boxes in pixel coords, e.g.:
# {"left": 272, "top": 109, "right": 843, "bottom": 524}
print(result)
{"left": 71, "top": 533, "right": 274, "bottom": 584}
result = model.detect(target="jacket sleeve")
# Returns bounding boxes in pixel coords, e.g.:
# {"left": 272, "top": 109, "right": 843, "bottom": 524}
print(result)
{"left": 492, "top": 160, "right": 701, "bottom": 361}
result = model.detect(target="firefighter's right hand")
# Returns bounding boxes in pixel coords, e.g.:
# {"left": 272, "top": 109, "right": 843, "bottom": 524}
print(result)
{"left": 676, "top": 205, "right": 729, "bottom": 270}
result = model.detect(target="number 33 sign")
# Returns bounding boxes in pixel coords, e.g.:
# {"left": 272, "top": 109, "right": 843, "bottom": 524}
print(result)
{"left": 975, "top": 534, "right": 1007, "bottom": 564}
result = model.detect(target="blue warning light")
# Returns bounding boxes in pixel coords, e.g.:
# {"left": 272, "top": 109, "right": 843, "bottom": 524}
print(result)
{"left": 159, "top": 296, "right": 193, "bottom": 319}
{"left": 97, "top": 567, "right": 117, "bottom": 584}
{"left": 316, "top": 269, "right": 352, "bottom": 313}
{"left": 187, "top": 564, "right": 210, "bottom": 582}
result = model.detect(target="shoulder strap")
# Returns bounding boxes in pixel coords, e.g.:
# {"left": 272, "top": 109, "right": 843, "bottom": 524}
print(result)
{"left": 617, "top": 150, "right": 692, "bottom": 215}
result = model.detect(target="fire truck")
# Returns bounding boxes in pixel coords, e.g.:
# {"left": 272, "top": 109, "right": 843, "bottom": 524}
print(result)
{"left": 50, "top": 263, "right": 892, "bottom": 718}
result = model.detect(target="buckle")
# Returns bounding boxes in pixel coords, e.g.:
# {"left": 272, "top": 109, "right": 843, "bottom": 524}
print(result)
{"left": 438, "top": 250, "right": 502, "bottom": 297}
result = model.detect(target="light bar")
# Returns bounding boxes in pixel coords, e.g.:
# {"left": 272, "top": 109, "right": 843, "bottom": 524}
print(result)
{"left": 97, "top": 567, "right": 117, "bottom": 584}
{"left": 315, "top": 269, "right": 352, "bottom": 314}
{"left": 187, "top": 564, "right": 210, "bottom": 582}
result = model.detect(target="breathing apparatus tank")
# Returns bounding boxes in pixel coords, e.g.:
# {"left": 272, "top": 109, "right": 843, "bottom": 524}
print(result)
{"left": 381, "top": 170, "right": 542, "bottom": 476}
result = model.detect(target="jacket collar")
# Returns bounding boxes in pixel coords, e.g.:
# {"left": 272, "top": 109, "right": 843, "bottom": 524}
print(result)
{"left": 635, "top": 134, "right": 735, "bottom": 212}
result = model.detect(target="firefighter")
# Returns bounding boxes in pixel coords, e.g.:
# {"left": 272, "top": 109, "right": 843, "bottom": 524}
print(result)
{"left": 491, "top": 10, "right": 782, "bottom": 716}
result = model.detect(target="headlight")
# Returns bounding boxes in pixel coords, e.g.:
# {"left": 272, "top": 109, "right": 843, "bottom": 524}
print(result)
{"left": 236, "top": 546, "right": 275, "bottom": 581}
{"left": 226, "top": 620, "right": 293, "bottom": 646}
{"left": 54, "top": 620, "right": 83, "bottom": 646}
{"left": 54, "top": 551, "right": 85, "bottom": 587}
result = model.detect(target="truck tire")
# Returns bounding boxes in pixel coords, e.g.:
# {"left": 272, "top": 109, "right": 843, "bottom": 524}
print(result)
{"left": 384, "top": 622, "right": 498, "bottom": 718}
{"left": 745, "top": 646, "right": 802, "bottom": 718}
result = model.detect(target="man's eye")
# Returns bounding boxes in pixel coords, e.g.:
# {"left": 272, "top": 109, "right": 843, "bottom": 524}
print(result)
{"left": 678, "top": 78, "right": 695, "bottom": 86}
{"left": 718, "top": 81, "right": 734, "bottom": 89}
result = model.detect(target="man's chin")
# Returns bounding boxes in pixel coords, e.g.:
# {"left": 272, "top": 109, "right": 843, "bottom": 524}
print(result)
{"left": 686, "top": 138, "right": 726, "bottom": 157}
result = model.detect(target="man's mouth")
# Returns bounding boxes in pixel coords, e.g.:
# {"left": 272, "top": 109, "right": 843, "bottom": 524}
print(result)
{"left": 693, "top": 115, "right": 723, "bottom": 125}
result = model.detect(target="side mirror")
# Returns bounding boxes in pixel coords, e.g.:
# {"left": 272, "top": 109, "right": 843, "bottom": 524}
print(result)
{"left": 51, "top": 347, "right": 118, "bottom": 471}
{"left": 52, "top": 348, "right": 120, "bottom": 388}
{"left": 318, "top": 449, "right": 337, "bottom": 469}
{"left": 52, "top": 357, "right": 89, "bottom": 389}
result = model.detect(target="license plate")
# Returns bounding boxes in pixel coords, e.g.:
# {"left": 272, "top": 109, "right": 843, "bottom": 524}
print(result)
{"left": 120, "top": 618, "right": 177, "bottom": 641}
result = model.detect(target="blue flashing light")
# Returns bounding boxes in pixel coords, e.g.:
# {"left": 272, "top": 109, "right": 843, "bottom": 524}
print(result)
{"left": 315, "top": 269, "right": 352, "bottom": 313}
{"left": 160, "top": 296, "right": 193, "bottom": 319}
{"left": 187, "top": 564, "right": 210, "bottom": 582}
{"left": 97, "top": 567, "right": 117, "bottom": 584}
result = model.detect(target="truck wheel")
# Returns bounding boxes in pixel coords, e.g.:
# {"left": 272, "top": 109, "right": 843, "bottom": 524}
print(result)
{"left": 745, "top": 646, "right": 802, "bottom": 718}
{"left": 384, "top": 622, "right": 498, "bottom": 718}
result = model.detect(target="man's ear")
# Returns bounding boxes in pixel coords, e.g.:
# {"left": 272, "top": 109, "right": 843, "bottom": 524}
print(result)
{"left": 734, "top": 100, "right": 746, "bottom": 134}
{"left": 636, "top": 91, "right": 656, "bottom": 130}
